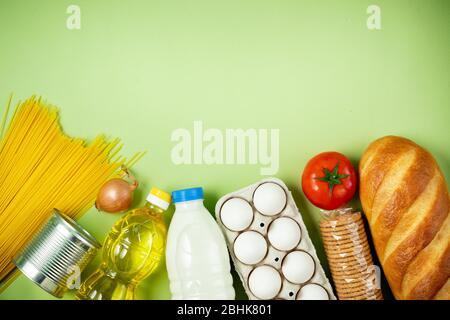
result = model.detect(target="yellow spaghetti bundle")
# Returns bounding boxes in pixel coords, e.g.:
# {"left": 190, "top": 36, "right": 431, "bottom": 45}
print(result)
{"left": 0, "top": 96, "right": 144, "bottom": 284}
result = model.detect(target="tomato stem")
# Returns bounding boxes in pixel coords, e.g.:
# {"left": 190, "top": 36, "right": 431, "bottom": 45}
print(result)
{"left": 314, "top": 161, "right": 349, "bottom": 194}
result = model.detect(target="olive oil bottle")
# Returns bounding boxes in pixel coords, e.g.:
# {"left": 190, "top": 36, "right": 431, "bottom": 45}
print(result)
{"left": 76, "top": 188, "right": 170, "bottom": 300}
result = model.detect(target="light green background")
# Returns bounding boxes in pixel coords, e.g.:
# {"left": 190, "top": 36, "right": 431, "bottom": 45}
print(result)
{"left": 0, "top": 0, "right": 449, "bottom": 300}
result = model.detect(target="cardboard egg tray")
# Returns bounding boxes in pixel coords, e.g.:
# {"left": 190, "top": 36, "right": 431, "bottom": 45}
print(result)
{"left": 215, "top": 178, "right": 336, "bottom": 300}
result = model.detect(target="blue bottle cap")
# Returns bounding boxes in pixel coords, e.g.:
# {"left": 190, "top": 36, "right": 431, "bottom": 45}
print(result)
{"left": 172, "top": 187, "right": 204, "bottom": 203}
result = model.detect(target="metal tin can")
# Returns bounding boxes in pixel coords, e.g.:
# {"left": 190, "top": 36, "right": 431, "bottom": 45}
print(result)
{"left": 13, "top": 210, "right": 101, "bottom": 298}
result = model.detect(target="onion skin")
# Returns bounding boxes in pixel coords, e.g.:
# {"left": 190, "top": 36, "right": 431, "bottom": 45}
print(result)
{"left": 95, "top": 169, "right": 138, "bottom": 213}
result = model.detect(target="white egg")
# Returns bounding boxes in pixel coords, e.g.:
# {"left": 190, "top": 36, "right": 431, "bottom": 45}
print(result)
{"left": 248, "top": 265, "right": 282, "bottom": 299}
{"left": 253, "top": 183, "right": 286, "bottom": 216}
{"left": 233, "top": 231, "right": 267, "bottom": 265}
{"left": 220, "top": 198, "right": 254, "bottom": 231}
{"left": 281, "top": 251, "right": 315, "bottom": 284}
{"left": 267, "top": 217, "right": 301, "bottom": 251}
{"left": 296, "top": 283, "right": 329, "bottom": 300}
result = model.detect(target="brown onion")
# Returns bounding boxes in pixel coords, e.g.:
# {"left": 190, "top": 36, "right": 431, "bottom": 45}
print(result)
{"left": 95, "top": 166, "right": 138, "bottom": 213}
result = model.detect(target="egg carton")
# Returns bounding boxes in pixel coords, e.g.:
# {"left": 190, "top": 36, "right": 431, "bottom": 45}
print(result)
{"left": 215, "top": 178, "right": 336, "bottom": 300}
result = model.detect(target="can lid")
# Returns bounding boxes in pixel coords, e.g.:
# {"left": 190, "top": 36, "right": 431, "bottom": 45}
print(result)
{"left": 172, "top": 187, "right": 204, "bottom": 203}
{"left": 55, "top": 211, "right": 101, "bottom": 249}
{"left": 146, "top": 187, "right": 171, "bottom": 210}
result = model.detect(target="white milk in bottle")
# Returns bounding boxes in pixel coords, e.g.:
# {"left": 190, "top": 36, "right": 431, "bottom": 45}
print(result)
{"left": 166, "top": 187, "right": 235, "bottom": 299}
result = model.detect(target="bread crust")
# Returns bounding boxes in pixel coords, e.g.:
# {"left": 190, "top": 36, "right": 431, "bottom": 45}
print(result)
{"left": 359, "top": 136, "right": 450, "bottom": 300}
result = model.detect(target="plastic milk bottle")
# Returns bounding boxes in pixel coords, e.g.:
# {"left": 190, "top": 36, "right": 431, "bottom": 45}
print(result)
{"left": 166, "top": 187, "right": 235, "bottom": 299}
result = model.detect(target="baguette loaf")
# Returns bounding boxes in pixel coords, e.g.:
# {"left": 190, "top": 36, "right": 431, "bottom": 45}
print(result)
{"left": 359, "top": 136, "right": 449, "bottom": 300}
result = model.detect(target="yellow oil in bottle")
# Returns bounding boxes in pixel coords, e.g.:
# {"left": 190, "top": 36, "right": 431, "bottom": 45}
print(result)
{"left": 76, "top": 188, "right": 170, "bottom": 300}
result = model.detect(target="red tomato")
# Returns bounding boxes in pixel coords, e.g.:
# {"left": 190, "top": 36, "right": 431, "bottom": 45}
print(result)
{"left": 301, "top": 152, "right": 357, "bottom": 210}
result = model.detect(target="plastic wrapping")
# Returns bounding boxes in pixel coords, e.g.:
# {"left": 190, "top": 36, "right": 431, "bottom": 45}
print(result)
{"left": 319, "top": 208, "right": 382, "bottom": 300}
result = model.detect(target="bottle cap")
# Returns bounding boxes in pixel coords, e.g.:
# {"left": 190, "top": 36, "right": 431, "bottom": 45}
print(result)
{"left": 146, "top": 187, "right": 171, "bottom": 210}
{"left": 172, "top": 187, "right": 204, "bottom": 203}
